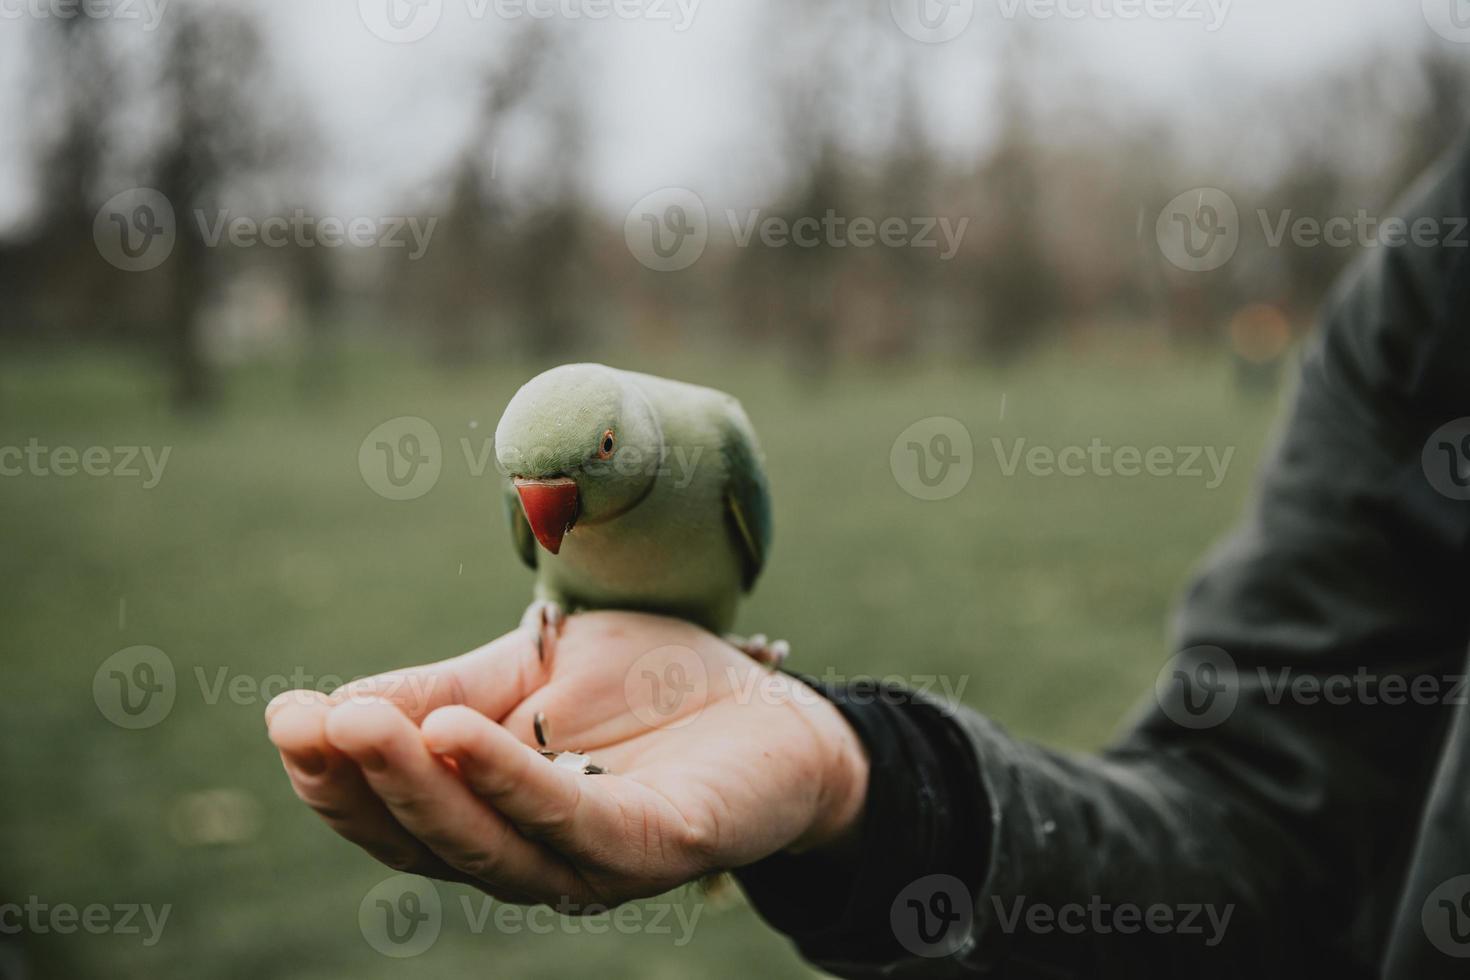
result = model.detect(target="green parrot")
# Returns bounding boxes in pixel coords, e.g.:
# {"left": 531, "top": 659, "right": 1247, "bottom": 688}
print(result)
{"left": 494, "top": 363, "right": 784, "bottom": 668}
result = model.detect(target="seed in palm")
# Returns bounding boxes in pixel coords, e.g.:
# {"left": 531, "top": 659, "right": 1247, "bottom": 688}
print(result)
{"left": 532, "top": 711, "right": 609, "bottom": 775}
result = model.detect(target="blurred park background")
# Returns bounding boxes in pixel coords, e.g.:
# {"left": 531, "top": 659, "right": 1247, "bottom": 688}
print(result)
{"left": 1, "top": 0, "right": 1467, "bottom": 976}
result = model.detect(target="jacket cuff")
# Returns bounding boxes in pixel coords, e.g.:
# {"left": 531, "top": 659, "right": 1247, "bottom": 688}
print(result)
{"left": 733, "top": 675, "right": 990, "bottom": 967}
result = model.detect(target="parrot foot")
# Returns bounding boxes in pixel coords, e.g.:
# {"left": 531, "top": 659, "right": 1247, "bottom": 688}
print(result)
{"left": 725, "top": 633, "right": 790, "bottom": 670}
{"left": 521, "top": 600, "right": 566, "bottom": 667}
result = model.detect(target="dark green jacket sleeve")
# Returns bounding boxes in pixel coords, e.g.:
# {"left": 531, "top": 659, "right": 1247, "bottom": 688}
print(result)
{"left": 737, "top": 140, "right": 1470, "bottom": 978}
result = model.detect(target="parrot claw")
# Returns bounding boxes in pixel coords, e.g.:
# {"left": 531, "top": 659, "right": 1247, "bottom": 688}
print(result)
{"left": 521, "top": 600, "right": 566, "bottom": 668}
{"left": 726, "top": 633, "right": 790, "bottom": 670}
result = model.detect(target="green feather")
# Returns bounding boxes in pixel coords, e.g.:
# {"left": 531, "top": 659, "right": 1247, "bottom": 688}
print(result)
{"left": 495, "top": 364, "right": 772, "bottom": 633}
{"left": 503, "top": 484, "right": 537, "bottom": 571}
{"left": 719, "top": 413, "right": 771, "bottom": 591}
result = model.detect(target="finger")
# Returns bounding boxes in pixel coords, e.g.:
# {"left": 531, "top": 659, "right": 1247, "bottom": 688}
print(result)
{"left": 421, "top": 705, "right": 693, "bottom": 869}
{"left": 267, "top": 698, "right": 463, "bottom": 879}
{"left": 264, "top": 686, "right": 332, "bottom": 728}
{"left": 266, "top": 689, "right": 334, "bottom": 766}
{"left": 329, "top": 630, "right": 545, "bottom": 724}
{"left": 324, "top": 700, "right": 589, "bottom": 903}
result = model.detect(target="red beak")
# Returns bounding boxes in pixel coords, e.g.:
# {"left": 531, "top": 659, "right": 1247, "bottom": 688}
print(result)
{"left": 514, "top": 478, "right": 579, "bottom": 554}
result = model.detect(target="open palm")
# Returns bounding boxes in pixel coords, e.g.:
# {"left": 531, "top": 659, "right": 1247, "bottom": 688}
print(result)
{"left": 266, "top": 611, "right": 866, "bottom": 908}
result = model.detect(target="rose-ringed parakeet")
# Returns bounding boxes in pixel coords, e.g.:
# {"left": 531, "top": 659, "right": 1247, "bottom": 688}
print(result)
{"left": 494, "top": 363, "right": 784, "bottom": 668}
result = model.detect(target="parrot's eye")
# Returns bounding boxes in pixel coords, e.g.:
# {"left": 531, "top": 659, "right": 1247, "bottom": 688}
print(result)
{"left": 597, "top": 429, "right": 616, "bottom": 460}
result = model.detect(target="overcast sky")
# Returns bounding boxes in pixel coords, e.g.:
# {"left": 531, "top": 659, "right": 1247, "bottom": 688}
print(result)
{"left": 0, "top": 0, "right": 1443, "bottom": 229}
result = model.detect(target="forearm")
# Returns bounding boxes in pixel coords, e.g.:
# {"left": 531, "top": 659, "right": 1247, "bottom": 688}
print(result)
{"left": 737, "top": 679, "right": 1315, "bottom": 979}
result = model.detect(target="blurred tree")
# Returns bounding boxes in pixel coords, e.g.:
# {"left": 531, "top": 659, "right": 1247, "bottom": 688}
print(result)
{"left": 871, "top": 68, "right": 939, "bottom": 360}
{"left": 293, "top": 236, "right": 339, "bottom": 399}
{"left": 729, "top": 0, "right": 856, "bottom": 379}
{"left": 0, "top": 16, "right": 122, "bottom": 341}
{"left": 399, "top": 27, "right": 595, "bottom": 364}
{"left": 5, "top": 7, "right": 1467, "bottom": 382}
{"left": 504, "top": 87, "right": 592, "bottom": 361}
{"left": 151, "top": 6, "right": 287, "bottom": 410}
{"left": 968, "top": 40, "right": 1061, "bottom": 360}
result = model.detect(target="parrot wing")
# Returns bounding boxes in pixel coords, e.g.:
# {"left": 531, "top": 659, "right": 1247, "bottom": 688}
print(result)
{"left": 719, "top": 408, "right": 772, "bottom": 592}
{"left": 504, "top": 483, "right": 538, "bottom": 571}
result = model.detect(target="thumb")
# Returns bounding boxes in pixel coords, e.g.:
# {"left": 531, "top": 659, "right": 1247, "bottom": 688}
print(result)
{"left": 266, "top": 628, "right": 545, "bottom": 726}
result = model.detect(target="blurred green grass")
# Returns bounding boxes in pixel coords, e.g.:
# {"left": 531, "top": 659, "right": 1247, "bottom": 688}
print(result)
{"left": 0, "top": 341, "right": 1280, "bottom": 978}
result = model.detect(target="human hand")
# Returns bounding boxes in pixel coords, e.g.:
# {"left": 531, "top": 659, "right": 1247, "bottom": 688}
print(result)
{"left": 265, "top": 611, "right": 867, "bottom": 907}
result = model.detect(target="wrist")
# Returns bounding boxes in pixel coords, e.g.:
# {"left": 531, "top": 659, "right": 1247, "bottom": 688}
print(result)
{"left": 788, "top": 688, "right": 869, "bottom": 855}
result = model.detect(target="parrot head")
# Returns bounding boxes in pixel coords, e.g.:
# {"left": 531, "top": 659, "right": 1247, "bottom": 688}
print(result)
{"left": 494, "top": 364, "right": 663, "bottom": 554}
